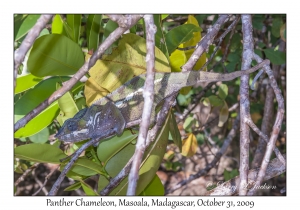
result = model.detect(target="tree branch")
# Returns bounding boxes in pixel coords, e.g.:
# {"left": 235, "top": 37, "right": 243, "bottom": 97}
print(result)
{"left": 247, "top": 54, "right": 286, "bottom": 195}
{"left": 127, "top": 15, "right": 157, "bottom": 195}
{"left": 251, "top": 40, "right": 285, "bottom": 167}
{"left": 245, "top": 118, "right": 285, "bottom": 164}
{"left": 32, "top": 164, "right": 59, "bottom": 196}
{"left": 14, "top": 15, "right": 53, "bottom": 89}
{"left": 239, "top": 14, "right": 254, "bottom": 195}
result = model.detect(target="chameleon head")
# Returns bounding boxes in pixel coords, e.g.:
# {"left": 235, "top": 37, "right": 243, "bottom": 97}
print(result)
{"left": 55, "top": 102, "right": 127, "bottom": 143}
{"left": 55, "top": 108, "right": 91, "bottom": 142}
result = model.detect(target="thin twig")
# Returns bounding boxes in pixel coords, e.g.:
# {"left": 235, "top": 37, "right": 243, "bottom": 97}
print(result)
{"left": 180, "top": 83, "right": 214, "bottom": 120}
{"left": 199, "top": 15, "right": 240, "bottom": 72}
{"left": 32, "top": 165, "right": 59, "bottom": 196}
{"left": 32, "top": 168, "right": 48, "bottom": 195}
{"left": 211, "top": 15, "right": 240, "bottom": 71}
{"left": 245, "top": 118, "right": 285, "bottom": 164}
{"left": 247, "top": 54, "right": 285, "bottom": 196}
{"left": 252, "top": 40, "right": 285, "bottom": 167}
{"left": 14, "top": 15, "right": 143, "bottom": 133}
{"left": 14, "top": 15, "right": 53, "bottom": 89}
{"left": 14, "top": 163, "right": 39, "bottom": 187}
{"left": 127, "top": 15, "right": 157, "bottom": 195}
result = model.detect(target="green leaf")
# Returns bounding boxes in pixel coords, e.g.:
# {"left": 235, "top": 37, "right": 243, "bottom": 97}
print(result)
{"left": 271, "top": 17, "right": 283, "bottom": 38}
{"left": 263, "top": 48, "right": 286, "bottom": 65}
{"left": 52, "top": 15, "right": 65, "bottom": 35}
{"left": 14, "top": 14, "right": 41, "bottom": 41}
{"left": 28, "top": 127, "right": 49, "bottom": 144}
{"left": 218, "top": 84, "right": 228, "bottom": 100}
{"left": 27, "top": 34, "right": 84, "bottom": 77}
{"left": 257, "top": 42, "right": 266, "bottom": 49}
{"left": 66, "top": 158, "right": 103, "bottom": 176}
{"left": 66, "top": 14, "right": 82, "bottom": 43}
{"left": 165, "top": 24, "right": 201, "bottom": 54}
{"left": 161, "top": 14, "right": 169, "bottom": 20}
{"left": 230, "top": 33, "right": 242, "bottom": 51}
{"left": 15, "top": 73, "right": 43, "bottom": 94}
{"left": 227, "top": 53, "right": 240, "bottom": 63}
{"left": 169, "top": 110, "right": 182, "bottom": 152}
{"left": 102, "top": 19, "right": 118, "bottom": 54}
{"left": 254, "top": 49, "right": 263, "bottom": 58}
{"left": 225, "top": 61, "right": 238, "bottom": 73}
{"left": 208, "top": 95, "right": 224, "bottom": 107}
{"left": 14, "top": 76, "right": 76, "bottom": 138}
{"left": 183, "top": 116, "right": 196, "bottom": 133}
{"left": 64, "top": 181, "right": 82, "bottom": 191}
{"left": 196, "top": 133, "right": 205, "bottom": 145}
{"left": 139, "top": 174, "right": 164, "bottom": 195}
{"left": 79, "top": 179, "right": 99, "bottom": 195}
{"left": 172, "top": 161, "right": 182, "bottom": 171}
{"left": 99, "top": 137, "right": 136, "bottom": 178}
{"left": 153, "top": 15, "right": 170, "bottom": 61}
{"left": 97, "top": 130, "right": 138, "bottom": 164}
{"left": 224, "top": 169, "right": 239, "bottom": 181}
{"left": 252, "top": 15, "right": 264, "bottom": 30}
{"left": 56, "top": 83, "right": 80, "bottom": 125}
{"left": 195, "top": 14, "right": 209, "bottom": 25}
{"left": 14, "top": 144, "right": 67, "bottom": 164}
{"left": 86, "top": 14, "right": 102, "bottom": 51}
{"left": 65, "top": 170, "right": 86, "bottom": 181}
{"left": 177, "top": 90, "right": 193, "bottom": 106}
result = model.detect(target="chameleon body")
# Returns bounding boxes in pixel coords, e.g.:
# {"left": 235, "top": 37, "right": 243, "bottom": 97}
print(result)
{"left": 55, "top": 60, "right": 269, "bottom": 142}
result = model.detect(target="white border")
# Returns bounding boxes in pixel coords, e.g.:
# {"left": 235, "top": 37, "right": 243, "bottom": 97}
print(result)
{"left": 3, "top": 0, "right": 296, "bottom": 208}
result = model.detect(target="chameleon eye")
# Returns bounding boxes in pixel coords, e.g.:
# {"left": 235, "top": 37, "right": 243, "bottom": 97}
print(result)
{"left": 67, "top": 121, "right": 78, "bottom": 131}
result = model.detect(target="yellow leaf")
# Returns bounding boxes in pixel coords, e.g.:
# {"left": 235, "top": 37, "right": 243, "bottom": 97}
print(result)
{"left": 171, "top": 15, "right": 207, "bottom": 95}
{"left": 169, "top": 49, "right": 187, "bottom": 72}
{"left": 84, "top": 77, "right": 111, "bottom": 106}
{"left": 183, "top": 15, "right": 206, "bottom": 71}
{"left": 181, "top": 133, "right": 198, "bottom": 157}
{"left": 85, "top": 33, "right": 171, "bottom": 106}
{"left": 218, "top": 101, "right": 229, "bottom": 127}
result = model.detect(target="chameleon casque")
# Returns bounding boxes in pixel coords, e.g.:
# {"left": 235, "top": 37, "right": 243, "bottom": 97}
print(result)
{"left": 55, "top": 60, "right": 269, "bottom": 142}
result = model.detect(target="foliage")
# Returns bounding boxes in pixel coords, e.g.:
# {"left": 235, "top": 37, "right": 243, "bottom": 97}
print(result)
{"left": 14, "top": 14, "right": 286, "bottom": 196}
